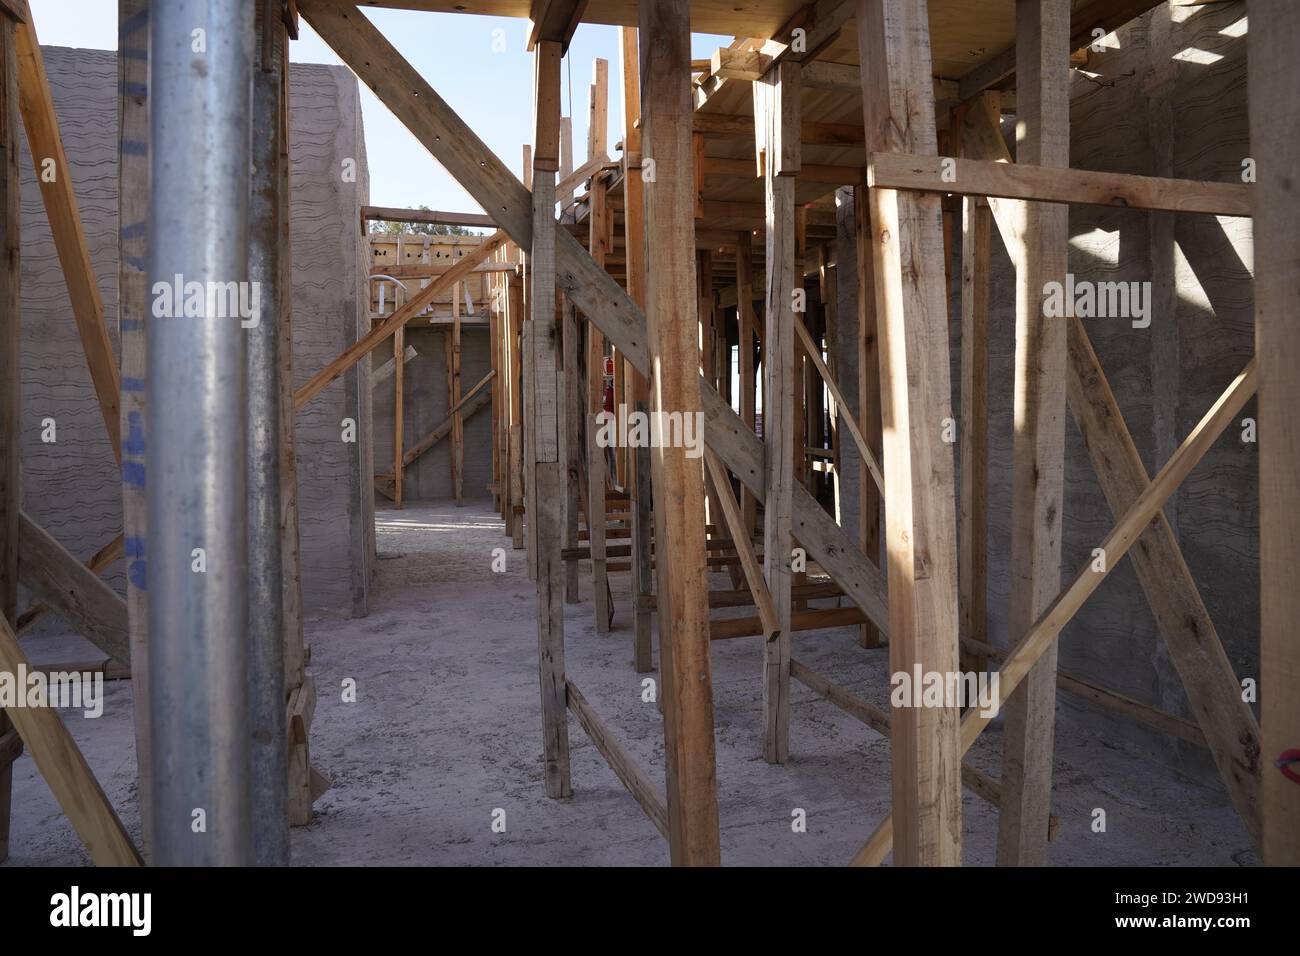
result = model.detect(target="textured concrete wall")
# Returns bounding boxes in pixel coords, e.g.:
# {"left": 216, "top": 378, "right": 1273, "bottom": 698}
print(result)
{"left": 370, "top": 325, "right": 494, "bottom": 501}
{"left": 288, "top": 62, "right": 374, "bottom": 617}
{"left": 17, "top": 49, "right": 372, "bottom": 627}
{"left": 970, "top": 1, "right": 1256, "bottom": 779}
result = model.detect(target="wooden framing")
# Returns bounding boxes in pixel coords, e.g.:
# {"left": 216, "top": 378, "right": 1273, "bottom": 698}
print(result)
{"left": 856, "top": 0, "right": 962, "bottom": 866}
{"left": 0, "top": 5, "right": 15, "bottom": 861}
{"left": 997, "top": 0, "right": 1070, "bottom": 868}
{"left": 1249, "top": 0, "right": 1300, "bottom": 867}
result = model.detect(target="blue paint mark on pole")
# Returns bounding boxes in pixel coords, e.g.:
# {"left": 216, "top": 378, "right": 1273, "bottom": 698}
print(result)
{"left": 123, "top": 410, "right": 146, "bottom": 456}
{"left": 122, "top": 460, "right": 146, "bottom": 488}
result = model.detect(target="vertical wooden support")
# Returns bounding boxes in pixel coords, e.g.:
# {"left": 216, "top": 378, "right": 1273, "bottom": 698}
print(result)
{"left": 562, "top": 298, "right": 582, "bottom": 599}
{"left": 639, "top": 0, "right": 720, "bottom": 864}
{"left": 451, "top": 279, "right": 464, "bottom": 506}
{"left": 509, "top": 274, "right": 525, "bottom": 550}
{"left": 857, "top": 0, "right": 962, "bottom": 865}
{"left": 558, "top": 115, "right": 574, "bottom": 213}
{"left": 853, "top": 183, "right": 883, "bottom": 649}
{"left": 393, "top": 323, "right": 405, "bottom": 508}
{"left": 585, "top": 57, "right": 611, "bottom": 632}
{"left": 116, "top": 0, "right": 151, "bottom": 856}
{"left": 997, "top": 0, "right": 1070, "bottom": 868}
{"left": 531, "top": 39, "right": 571, "bottom": 799}
{"left": 489, "top": 279, "right": 502, "bottom": 511}
{"left": 958, "top": 196, "right": 990, "bottom": 674}
{"left": 0, "top": 9, "right": 17, "bottom": 863}
{"left": 619, "top": 25, "right": 653, "bottom": 671}
{"left": 736, "top": 229, "right": 758, "bottom": 540}
{"left": 1249, "top": 0, "right": 1300, "bottom": 867}
{"left": 755, "top": 59, "right": 800, "bottom": 765}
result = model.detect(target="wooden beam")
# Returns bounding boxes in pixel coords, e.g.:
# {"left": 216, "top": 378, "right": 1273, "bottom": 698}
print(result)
{"left": 450, "top": 281, "right": 464, "bottom": 505}
{"left": 0, "top": 614, "right": 142, "bottom": 866}
{"left": 852, "top": 358, "right": 1259, "bottom": 865}
{"left": 852, "top": 183, "right": 883, "bottom": 650}
{"left": 695, "top": 111, "right": 863, "bottom": 147}
{"left": 526, "top": 0, "right": 587, "bottom": 55}
{"left": 704, "top": 450, "right": 778, "bottom": 642}
{"left": 620, "top": 25, "right": 653, "bottom": 673}
{"left": 794, "top": 316, "right": 883, "bottom": 498}
{"left": 640, "top": 0, "right": 720, "bottom": 865}
{"left": 393, "top": 322, "right": 405, "bottom": 509}
{"left": 530, "top": 39, "right": 572, "bottom": 801}
{"left": 755, "top": 58, "right": 800, "bottom": 766}
{"left": 997, "top": 0, "right": 1070, "bottom": 868}
{"left": 957, "top": 0, "right": 1163, "bottom": 101}
{"left": 867, "top": 152, "right": 1253, "bottom": 218}
{"left": 1248, "top": 0, "right": 1300, "bottom": 866}
{"left": 296, "top": 230, "right": 506, "bottom": 409}
{"left": 15, "top": 13, "right": 121, "bottom": 459}
{"left": 565, "top": 678, "right": 668, "bottom": 837}
{"left": 586, "top": 58, "right": 611, "bottom": 631}
{"left": 376, "top": 385, "right": 490, "bottom": 484}
{"left": 17, "top": 512, "right": 129, "bottom": 665}
{"left": 362, "top": 205, "right": 495, "bottom": 228}
{"left": 958, "top": 195, "right": 991, "bottom": 674}
{"left": 0, "top": 9, "right": 15, "bottom": 861}
{"left": 857, "top": 0, "right": 962, "bottom": 866}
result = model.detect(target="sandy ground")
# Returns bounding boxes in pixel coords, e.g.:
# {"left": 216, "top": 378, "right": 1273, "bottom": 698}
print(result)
{"left": 3, "top": 500, "right": 1254, "bottom": 866}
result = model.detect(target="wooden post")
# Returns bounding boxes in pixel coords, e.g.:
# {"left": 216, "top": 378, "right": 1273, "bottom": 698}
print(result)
{"left": 586, "top": 58, "right": 611, "bottom": 631}
{"left": 755, "top": 58, "right": 800, "bottom": 765}
{"left": 639, "top": 0, "right": 720, "bottom": 864}
{"left": 620, "top": 25, "right": 653, "bottom": 671}
{"left": 853, "top": 183, "right": 883, "bottom": 649}
{"left": 997, "top": 0, "right": 1070, "bottom": 868}
{"left": 1249, "top": 0, "right": 1300, "bottom": 867}
{"left": 509, "top": 273, "right": 525, "bottom": 550}
{"left": 958, "top": 196, "right": 990, "bottom": 673}
{"left": 0, "top": 7, "right": 16, "bottom": 863}
{"left": 451, "top": 279, "right": 464, "bottom": 506}
{"left": 531, "top": 39, "right": 571, "bottom": 799}
{"left": 393, "top": 323, "right": 405, "bottom": 509}
{"left": 736, "top": 229, "right": 758, "bottom": 541}
{"left": 116, "top": 0, "right": 151, "bottom": 856}
{"left": 563, "top": 297, "right": 582, "bottom": 600}
{"left": 857, "top": 0, "right": 962, "bottom": 865}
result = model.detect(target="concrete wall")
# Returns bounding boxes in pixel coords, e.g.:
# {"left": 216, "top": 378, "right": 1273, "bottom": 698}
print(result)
{"left": 370, "top": 325, "right": 494, "bottom": 501}
{"left": 969, "top": 1, "right": 1256, "bottom": 779}
{"left": 17, "top": 48, "right": 373, "bottom": 629}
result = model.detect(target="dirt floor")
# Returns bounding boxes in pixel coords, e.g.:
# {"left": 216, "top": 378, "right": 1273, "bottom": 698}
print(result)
{"left": 3, "top": 500, "right": 1255, "bottom": 866}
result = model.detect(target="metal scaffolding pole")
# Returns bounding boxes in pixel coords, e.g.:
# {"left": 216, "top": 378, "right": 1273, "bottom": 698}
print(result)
{"left": 248, "top": 0, "right": 289, "bottom": 865}
{"left": 147, "top": 0, "right": 256, "bottom": 866}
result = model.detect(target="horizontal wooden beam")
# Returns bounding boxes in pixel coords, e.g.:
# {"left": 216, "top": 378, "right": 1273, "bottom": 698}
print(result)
{"left": 711, "top": 605, "right": 865, "bottom": 640}
{"left": 362, "top": 205, "right": 495, "bottom": 228}
{"left": 868, "top": 152, "right": 1253, "bottom": 217}
{"left": 702, "top": 155, "right": 862, "bottom": 185}
{"left": 695, "top": 111, "right": 863, "bottom": 147}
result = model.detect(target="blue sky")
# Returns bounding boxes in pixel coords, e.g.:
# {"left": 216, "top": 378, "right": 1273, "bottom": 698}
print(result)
{"left": 31, "top": 1, "right": 730, "bottom": 214}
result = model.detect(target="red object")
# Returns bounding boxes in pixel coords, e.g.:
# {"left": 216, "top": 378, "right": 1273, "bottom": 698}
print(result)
{"left": 1279, "top": 749, "right": 1300, "bottom": 786}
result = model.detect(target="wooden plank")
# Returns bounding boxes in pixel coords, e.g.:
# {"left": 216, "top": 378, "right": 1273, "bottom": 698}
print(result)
{"left": 794, "top": 316, "right": 883, "bottom": 498}
{"left": 15, "top": 14, "right": 121, "bottom": 459}
{"left": 530, "top": 39, "right": 571, "bottom": 800}
{"left": 376, "top": 388, "right": 490, "bottom": 484}
{"left": 867, "top": 152, "right": 1253, "bottom": 218}
{"left": 297, "top": 0, "right": 891, "bottom": 642}
{"left": 362, "top": 204, "right": 495, "bottom": 228}
{"left": 17, "top": 512, "right": 129, "bottom": 665}
{"left": 851, "top": 183, "right": 883, "bottom": 650}
{"left": 116, "top": 0, "right": 150, "bottom": 855}
{"left": 0, "top": 614, "right": 142, "bottom": 866}
{"left": 958, "top": 194, "right": 991, "bottom": 673}
{"left": 565, "top": 678, "right": 668, "bottom": 837}
{"left": 0, "top": 10, "right": 14, "bottom": 861}
{"left": 704, "top": 450, "right": 778, "bottom": 641}
{"left": 997, "top": 0, "right": 1070, "bottom": 868}
{"left": 393, "top": 322, "right": 405, "bottom": 508}
{"left": 527, "top": 0, "right": 588, "bottom": 54}
{"left": 735, "top": 229, "right": 758, "bottom": 544}
{"left": 1247, "top": 0, "right": 1300, "bottom": 864}
{"left": 754, "top": 58, "right": 799, "bottom": 766}
{"left": 450, "top": 281, "right": 464, "bottom": 505}
{"left": 857, "top": 0, "right": 962, "bottom": 866}
{"left": 852, "top": 359, "right": 1259, "bottom": 865}
{"left": 620, "top": 25, "right": 653, "bottom": 672}
{"left": 640, "top": 0, "right": 720, "bottom": 865}
{"left": 586, "top": 66, "right": 611, "bottom": 630}
{"left": 295, "top": 230, "right": 506, "bottom": 409}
